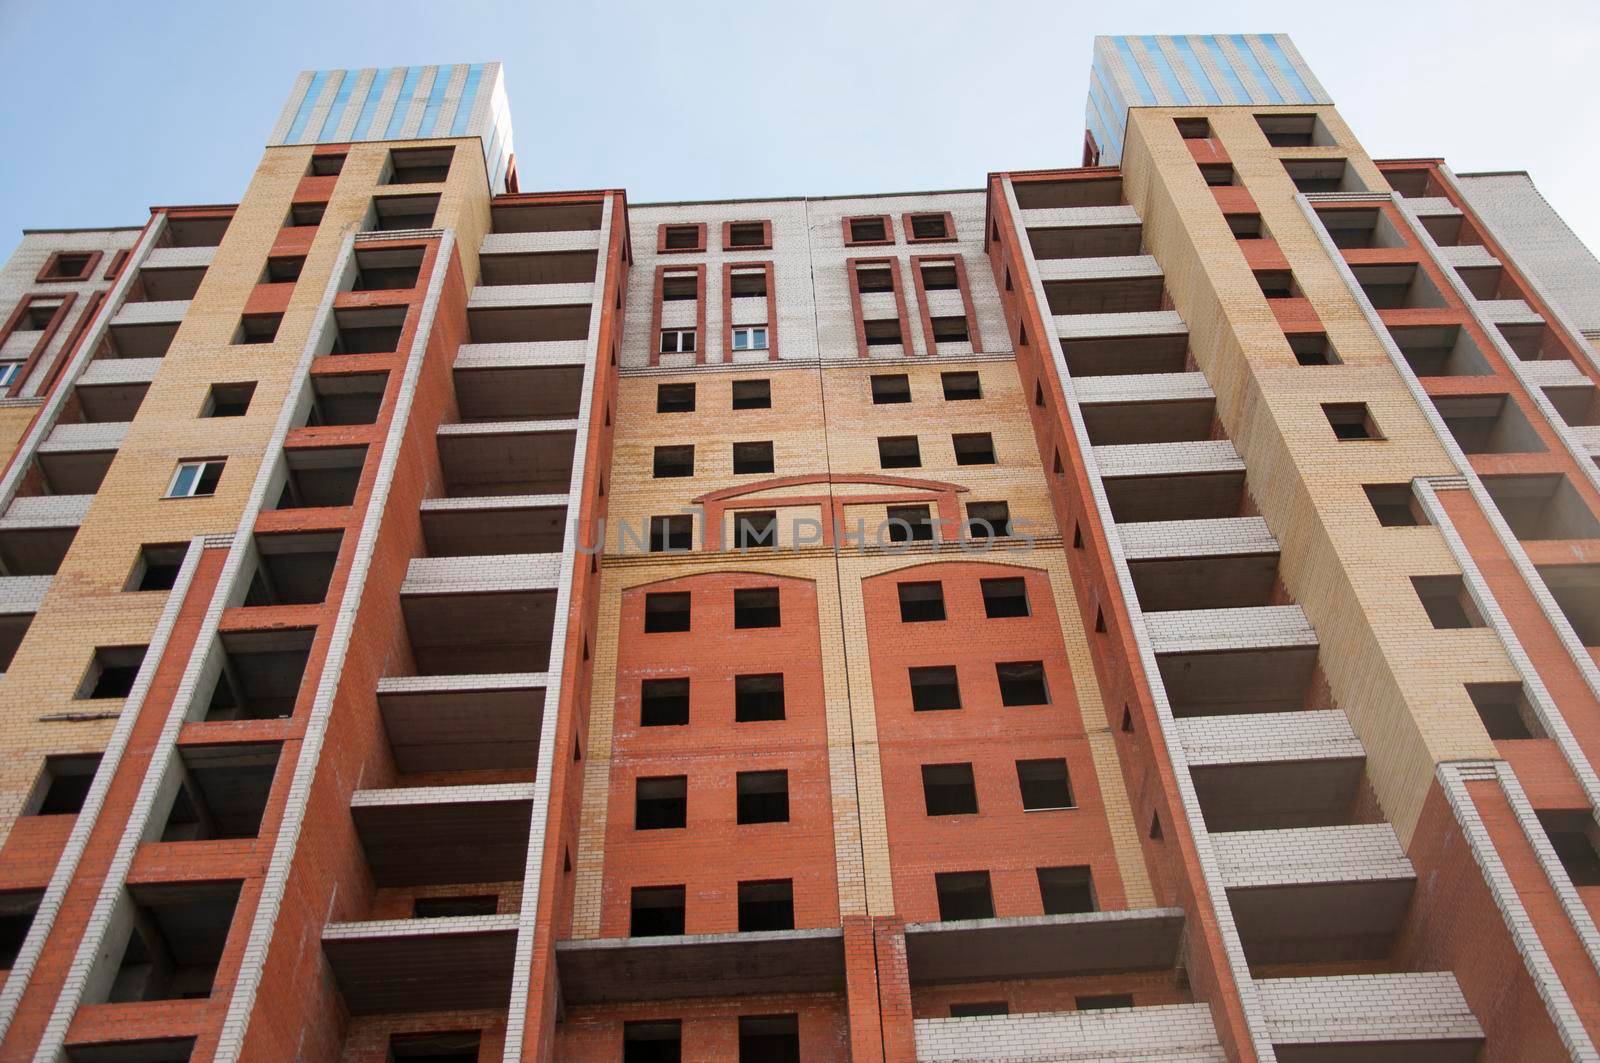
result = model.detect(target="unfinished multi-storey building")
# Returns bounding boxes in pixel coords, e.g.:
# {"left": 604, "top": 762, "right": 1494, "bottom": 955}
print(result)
{"left": 0, "top": 33, "right": 1597, "bottom": 1062}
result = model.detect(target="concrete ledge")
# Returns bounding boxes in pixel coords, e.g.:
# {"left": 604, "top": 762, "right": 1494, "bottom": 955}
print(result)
{"left": 376, "top": 674, "right": 546, "bottom": 773}
{"left": 1515, "top": 360, "right": 1589, "bottom": 387}
{"left": 454, "top": 340, "right": 590, "bottom": 369}
{"left": 555, "top": 928, "right": 845, "bottom": 1005}
{"left": 436, "top": 418, "right": 583, "bottom": 439}
{"left": 77, "top": 357, "right": 162, "bottom": 387}
{"left": 479, "top": 230, "right": 602, "bottom": 256}
{"left": 40, "top": 421, "right": 127, "bottom": 453}
{"left": 903, "top": 908, "right": 1185, "bottom": 985}
{"left": 1094, "top": 440, "right": 1244, "bottom": 480}
{"left": 110, "top": 299, "right": 189, "bottom": 326}
{"left": 1432, "top": 244, "right": 1500, "bottom": 271}
{"left": 1020, "top": 204, "right": 1143, "bottom": 230}
{"left": 1119, "top": 517, "right": 1277, "bottom": 561}
{"left": 1054, "top": 310, "right": 1187, "bottom": 340}
{"left": 1074, "top": 372, "right": 1214, "bottom": 407}
{"left": 1476, "top": 299, "right": 1543, "bottom": 326}
{"left": 914, "top": 1003, "right": 1223, "bottom": 1062}
{"left": 143, "top": 245, "right": 216, "bottom": 270}
{"left": 1213, "top": 823, "right": 1413, "bottom": 890}
{"left": 0, "top": 575, "right": 50, "bottom": 615}
{"left": 1035, "top": 255, "right": 1163, "bottom": 283}
{"left": 1259, "top": 972, "right": 1483, "bottom": 1060}
{"left": 0, "top": 495, "right": 93, "bottom": 528}
{"left": 350, "top": 784, "right": 534, "bottom": 887}
{"left": 1146, "top": 605, "right": 1318, "bottom": 656}
{"left": 1178, "top": 710, "right": 1363, "bottom": 768}
{"left": 1400, "top": 197, "right": 1464, "bottom": 219}
{"left": 322, "top": 914, "right": 518, "bottom": 1015}
{"left": 467, "top": 282, "right": 593, "bottom": 309}
{"left": 401, "top": 553, "right": 562, "bottom": 596}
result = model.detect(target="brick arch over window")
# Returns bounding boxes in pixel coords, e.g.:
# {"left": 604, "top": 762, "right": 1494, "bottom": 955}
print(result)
{"left": 693, "top": 473, "right": 970, "bottom": 551}
{"left": 602, "top": 570, "right": 840, "bottom": 937}
{"left": 858, "top": 559, "right": 1134, "bottom": 924}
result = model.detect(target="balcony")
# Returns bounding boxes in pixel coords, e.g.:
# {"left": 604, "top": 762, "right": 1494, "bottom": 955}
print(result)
{"left": 351, "top": 783, "right": 534, "bottom": 886}
{"left": 1178, "top": 711, "right": 1366, "bottom": 832}
{"left": 1058, "top": 315, "right": 1188, "bottom": 376}
{"left": 436, "top": 421, "right": 578, "bottom": 497}
{"left": 1095, "top": 440, "right": 1247, "bottom": 523}
{"left": 1075, "top": 372, "right": 1215, "bottom": 445}
{"left": 420, "top": 495, "right": 567, "bottom": 557}
{"left": 1147, "top": 605, "right": 1320, "bottom": 716}
{"left": 33, "top": 422, "right": 126, "bottom": 495}
{"left": 1023, "top": 205, "right": 1143, "bottom": 260}
{"left": 1258, "top": 972, "right": 1482, "bottom": 1062}
{"left": 1121, "top": 517, "right": 1281, "bottom": 613}
{"left": 322, "top": 914, "right": 518, "bottom": 1014}
{"left": 376, "top": 673, "right": 545, "bottom": 774}
{"left": 453, "top": 343, "right": 586, "bottom": 423}
{"left": 914, "top": 1003, "right": 1222, "bottom": 1062}
{"left": 398, "top": 557, "right": 558, "bottom": 676}
{"left": 555, "top": 928, "right": 845, "bottom": 1005}
{"left": 72, "top": 358, "right": 159, "bottom": 423}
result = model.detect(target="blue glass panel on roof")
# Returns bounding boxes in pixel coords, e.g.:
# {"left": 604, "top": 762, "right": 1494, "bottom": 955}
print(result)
{"left": 1259, "top": 36, "right": 1314, "bottom": 102}
{"left": 1087, "top": 74, "right": 1123, "bottom": 160}
{"left": 1201, "top": 37, "right": 1249, "bottom": 102}
{"left": 1229, "top": 35, "right": 1284, "bottom": 104}
{"left": 1113, "top": 38, "right": 1156, "bottom": 105}
{"left": 313, "top": 71, "right": 355, "bottom": 142}
{"left": 383, "top": 67, "right": 423, "bottom": 139}
{"left": 1173, "top": 37, "right": 1221, "bottom": 104}
{"left": 1140, "top": 37, "right": 1187, "bottom": 103}
{"left": 419, "top": 66, "right": 450, "bottom": 137}
{"left": 351, "top": 69, "right": 392, "bottom": 140}
{"left": 450, "top": 64, "right": 485, "bottom": 136}
{"left": 286, "top": 71, "right": 329, "bottom": 144}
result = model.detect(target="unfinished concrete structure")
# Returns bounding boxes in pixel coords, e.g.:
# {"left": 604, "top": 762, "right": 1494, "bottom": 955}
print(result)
{"left": 0, "top": 37, "right": 1597, "bottom": 1062}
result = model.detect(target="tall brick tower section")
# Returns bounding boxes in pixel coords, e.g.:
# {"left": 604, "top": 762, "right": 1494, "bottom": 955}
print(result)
{"left": 0, "top": 37, "right": 1599, "bottom": 1063}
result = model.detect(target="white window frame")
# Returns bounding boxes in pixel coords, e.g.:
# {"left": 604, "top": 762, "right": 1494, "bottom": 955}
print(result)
{"left": 0, "top": 362, "right": 20, "bottom": 387}
{"left": 732, "top": 326, "right": 769, "bottom": 352}
{"left": 166, "top": 459, "right": 225, "bottom": 499}
{"left": 660, "top": 328, "right": 696, "bottom": 354}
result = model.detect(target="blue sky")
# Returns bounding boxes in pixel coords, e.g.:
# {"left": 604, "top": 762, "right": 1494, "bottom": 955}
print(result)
{"left": 2, "top": 0, "right": 1597, "bottom": 254}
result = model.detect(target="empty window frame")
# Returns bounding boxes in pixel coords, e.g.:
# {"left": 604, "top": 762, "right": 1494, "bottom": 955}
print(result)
{"left": 732, "top": 379, "right": 771, "bottom": 409}
{"left": 76, "top": 645, "right": 147, "bottom": 700}
{"left": 659, "top": 328, "right": 697, "bottom": 355}
{"left": 732, "top": 441, "right": 775, "bottom": 475}
{"left": 886, "top": 504, "right": 935, "bottom": 543}
{"left": 920, "top": 262, "right": 959, "bottom": 291}
{"left": 166, "top": 460, "right": 225, "bottom": 498}
{"left": 641, "top": 678, "right": 691, "bottom": 726}
{"left": 909, "top": 666, "right": 961, "bottom": 711}
{"left": 855, "top": 265, "right": 895, "bottom": 294}
{"left": 37, "top": 251, "right": 97, "bottom": 282}
{"left": 624, "top": 1021, "right": 682, "bottom": 1063}
{"left": 653, "top": 446, "right": 694, "bottom": 478}
{"left": 351, "top": 246, "right": 423, "bottom": 291}
{"left": 729, "top": 270, "right": 769, "bottom": 297}
{"left": 368, "top": 193, "right": 440, "bottom": 232}
{"left": 736, "top": 771, "right": 789, "bottom": 824}
{"left": 965, "top": 502, "right": 1012, "bottom": 538}
{"left": 871, "top": 374, "right": 911, "bottom": 404}
{"left": 725, "top": 221, "right": 771, "bottom": 249}
{"left": 1412, "top": 575, "right": 1485, "bottom": 629}
{"left": 1323, "top": 403, "right": 1381, "bottom": 441}
{"left": 1017, "top": 758, "right": 1074, "bottom": 810}
{"left": 931, "top": 316, "right": 970, "bottom": 344}
{"left": 735, "top": 673, "right": 785, "bottom": 722}
{"left": 264, "top": 255, "right": 304, "bottom": 284}
{"left": 385, "top": 145, "right": 454, "bottom": 184}
{"left": 656, "top": 382, "right": 696, "bottom": 413}
{"left": 921, "top": 763, "right": 978, "bottom": 816}
{"left": 950, "top": 1002, "right": 1008, "bottom": 1018}
{"left": 1465, "top": 682, "right": 1542, "bottom": 741}
{"left": 897, "top": 581, "right": 946, "bottom": 622}
{"left": 126, "top": 543, "right": 187, "bottom": 592}
{"left": 1288, "top": 333, "right": 1339, "bottom": 366}
{"left": 877, "top": 436, "right": 921, "bottom": 469}
{"left": 649, "top": 515, "right": 693, "bottom": 552}
{"left": 906, "top": 212, "right": 953, "bottom": 242}
{"left": 996, "top": 661, "right": 1050, "bottom": 706}
{"left": 635, "top": 776, "right": 688, "bottom": 830}
{"left": 934, "top": 871, "right": 994, "bottom": 921}
{"left": 1538, "top": 811, "right": 1600, "bottom": 886}
{"left": 1364, "top": 483, "right": 1427, "bottom": 527}
{"left": 734, "top": 587, "right": 780, "bottom": 628}
{"left": 307, "top": 152, "right": 345, "bottom": 177}
{"left": 26, "top": 753, "right": 102, "bottom": 815}
{"left": 643, "top": 592, "right": 691, "bottom": 633}
{"left": 660, "top": 224, "right": 704, "bottom": 252}
{"left": 734, "top": 510, "right": 777, "bottom": 549}
{"left": 864, "top": 319, "right": 903, "bottom": 347}
{"left": 1038, "top": 865, "right": 1096, "bottom": 914}
{"left": 846, "top": 216, "right": 892, "bottom": 245}
{"left": 630, "top": 886, "right": 686, "bottom": 936}
{"left": 941, "top": 371, "right": 981, "bottom": 400}
{"left": 738, "top": 1015, "right": 799, "bottom": 1062}
{"left": 737, "top": 879, "right": 794, "bottom": 931}
{"left": 233, "top": 313, "right": 281, "bottom": 345}
{"left": 202, "top": 383, "right": 255, "bottom": 418}
{"left": 661, "top": 273, "right": 698, "bottom": 301}
{"left": 953, "top": 433, "right": 996, "bottom": 465}
{"left": 981, "top": 578, "right": 1029, "bottom": 618}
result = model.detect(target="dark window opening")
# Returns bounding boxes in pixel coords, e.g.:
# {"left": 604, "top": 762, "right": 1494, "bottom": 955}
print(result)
{"left": 737, "top": 880, "right": 794, "bottom": 931}
{"left": 848, "top": 217, "right": 889, "bottom": 243}
{"left": 27, "top": 753, "right": 102, "bottom": 816}
{"left": 1038, "top": 865, "right": 1096, "bottom": 914}
{"left": 368, "top": 193, "right": 440, "bottom": 232}
{"left": 203, "top": 382, "right": 255, "bottom": 418}
{"left": 856, "top": 266, "right": 894, "bottom": 294}
{"left": 934, "top": 871, "right": 994, "bottom": 921}
{"left": 729, "top": 270, "right": 768, "bottom": 297}
{"left": 910, "top": 666, "right": 961, "bottom": 711}
{"left": 0, "top": 894, "right": 39, "bottom": 969}
{"left": 732, "top": 379, "right": 771, "bottom": 409}
{"left": 389, "top": 1030, "right": 481, "bottom": 1063}
{"left": 630, "top": 886, "right": 686, "bottom": 937}
{"left": 932, "top": 316, "right": 970, "bottom": 343}
{"left": 1017, "top": 759, "right": 1074, "bottom": 810}
{"left": 965, "top": 502, "right": 1011, "bottom": 538}
{"left": 127, "top": 543, "right": 186, "bottom": 592}
{"left": 644, "top": 592, "right": 691, "bottom": 633}
{"left": 1076, "top": 993, "right": 1133, "bottom": 1011}
{"left": 953, "top": 433, "right": 996, "bottom": 465}
{"left": 734, "top": 587, "right": 780, "bottom": 628}
{"left": 1323, "top": 402, "right": 1380, "bottom": 440}
{"left": 1198, "top": 164, "right": 1235, "bottom": 187}
{"left": 653, "top": 445, "right": 694, "bottom": 478}
{"left": 1364, "top": 483, "right": 1426, "bottom": 528}
{"left": 997, "top": 661, "right": 1049, "bottom": 706}
{"left": 661, "top": 273, "right": 698, "bottom": 301}
{"left": 288, "top": 202, "right": 326, "bottom": 227}
{"left": 909, "top": 214, "right": 950, "bottom": 240}
{"left": 950, "top": 1002, "right": 1008, "bottom": 1018}
{"left": 77, "top": 645, "right": 147, "bottom": 700}
{"left": 921, "top": 263, "right": 958, "bottom": 291}
{"left": 1466, "top": 682, "right": 1542, "bottom": 741}
{"left": 878, "top": 436, "right": 921, "bottom": 469}
{"left": 942, "top": 372, "right": 981, "bottom": 400}
{"left": 386, "top": 146, "right": 454, "bottom": 184}
{"left": 733, "top": 441, "right": 775, "bottom": 475}
{"left": 657, "top": 383, "right": 696, "bottom": 413}
{"left": 898, "top": 581, "right": 945, "bottom": 623}
{"left": 635, "top": 776, "right": 687, "bottom": 830}
{"left": 1174, "top": 116, "right": 1210, "bottom": 139}
{"left": 1289, "top": 333, "right": 1339, "bottom": 366}
{"left": 727, "top": 222, "right": 767, "bottom": 248}
{"left": 864, "top": 319, "right": 902, "bottom": 346}
{"left": 981, "top": 578, "right": 1029, "bottom": 618}
{"left": 886, "top": 504, "right": 935, "bottom": 543}
{"left": 1226, "top": 213, "right": 1263, "bottom": 239}
{"left": 307, "top": 152, "right": 345, "bottom": 177}
{"left": 734, "top": 510, "right": 777, "bottom": 549}
{"left": 738, "top": 1015, "right": 799, "bottom": 1063}
{"left": 104, "top": 883, "right": 241, "bottom": 1003}
{"left": 233, "top": 313, "right": 281, "bottom": 345}
{"left": 1412, "top": 575, "right": 1484, "bottom": 630}
{"left": 411, "top": 895, "right": 497, "bottom": 919}
{"left": 264, "top": 255, "right": 304, "bottom": 283}
{"left": 649, "top": 515, "right": 693, "bottom": 553}
{"left": 662, "top": 225, "right": 700, "bottom": 251}
{"left": 735, "top": 674, "right": 785, "bottom": 722}
{"left": 871, "top": 374, "right": 910, "bottom": 404}
{"left": 1538, "top": 811, "right": 1600, "bottom": 887}
{"left": 351, "top": 245, "right": 423, "bottom": 291}
{"left": 641, "top": 678, "right": 690, "bottom": 727}
{"left": 330, "top": 305, "right": 406, "bottom": 355}
{"left": 624, "top": 1021, "right": 682, "bottom": 1063}
{"left": 922, "top": 763, "right": 978, "bottom": 816}
{"left": 736, "top": 771, "right": 789, "bottom": 824}
{"left": 1255, "top": 270, "right": 1299, "bottom": 300}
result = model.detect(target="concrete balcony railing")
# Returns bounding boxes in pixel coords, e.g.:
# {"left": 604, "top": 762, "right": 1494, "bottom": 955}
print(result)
{"left": 110, "top": 299, "right": 189, "bottom": 328}
{"left": 1147, "top": 605, "right": 1320, "bottom": 716}
{"left": 397, "top": 552, "right": 560, "bottom": 677}
{"left": 2, "top": 494, "right": 93, "bottom": 528}
{"left": 453, "top": 340, "right": 589, "bottom": 370}
{"left": 914, "top": 1003, "right": 1223, "bottom": 1062}
{"left": 419, "top": 494, "right": 568, "bottom": 558}
{"left": 1076, "top": 372, "right": 1216, "bottom": 445}
{"left": 1034, "top": 254, "right": 1163, "bottom": 285}
{"left": 401, "top": 553, "right": 562, "bottom": 596}
{"left": 903, "top": 908, "right": 1185, "bottom": 987}
{"left": 323, "top": 914, "right": 519, "bottom": 1015}
{"left": 1258, "top": 972, "right": 1483, "bottom": 1061}
{"left": 142, "top": 244, "right": 216, "bottom": 270}
{"left": 436, "top": 420, "right": 579, "bottom": 498}
{"left": 1019, "top": 203, "right": 1142, "bottom": 231}
{"left": 1476, "top": 299, "right": 1543, "bottom": 327}
{"left": 1215, "top": 823, "right": 1416, "bottom": 964}
{"left": 1432, "top": 243, "right": 1500, "bottom": 272}
{"left": 468, "top": 282, "right": 594, "bottom": 310}
{"left": 556, "top": 928, "right": 846, "bottom": 1007}
{"left": 478, "top": 229, "right": 602, "bottom": 256}
{"left": 1118, "top": 517, "right": 1277, "bottom": 562}
{"left": 78, "top": 357, "right": 162, "bottom": 387}
{"left": 350, "top": 783, "right": 535, "bottom": 887}
{"left": 43, "top": 421, "right": 128, "bottom": 453}
{"left": 376, "top": 672, "right": 547, "bottom": 774}
{"left": 1178, "top": 710, "right": 1366, "bottom": 832}
{"left": 1399, "top": 197, "right": 1463, "bottom": 219}
{"left": 1094, "top": 440, "right": 1247, "bottom": 524}
{"left": 0, "top": 574, "right": 52, "bottom": 615}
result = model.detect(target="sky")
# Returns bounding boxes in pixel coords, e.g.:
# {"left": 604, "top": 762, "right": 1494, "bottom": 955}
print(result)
{"left": 1, "top": 0, "right": 1598, "bottom": 255}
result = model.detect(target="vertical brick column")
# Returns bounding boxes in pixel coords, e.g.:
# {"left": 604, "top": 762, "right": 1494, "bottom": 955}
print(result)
{"left": 873, "top": 916, "right": 916, "bottom": 1063}
{"left": 844, "top": 915, "right": 884, "bottom": 1063}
